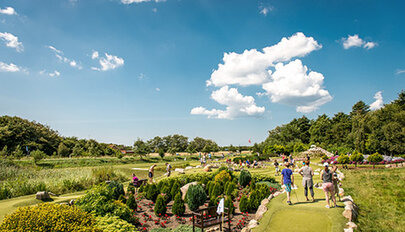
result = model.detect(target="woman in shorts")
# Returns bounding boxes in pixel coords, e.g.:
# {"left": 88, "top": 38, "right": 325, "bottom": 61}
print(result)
{"left": 320, "top": 163, "right": 337, "bottom": 208}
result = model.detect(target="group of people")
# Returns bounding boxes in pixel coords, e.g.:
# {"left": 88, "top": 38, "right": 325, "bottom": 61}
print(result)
{"left": 279, "top": 155, "right": 340, "bottom": 208}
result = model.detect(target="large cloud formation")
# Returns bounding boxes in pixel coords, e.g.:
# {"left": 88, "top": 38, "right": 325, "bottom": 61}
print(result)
{"left": 192, "top": 32, "right": 332, "bottom": 119}
{"left": 191, "top": 86, "right": 265, "bottom": 119}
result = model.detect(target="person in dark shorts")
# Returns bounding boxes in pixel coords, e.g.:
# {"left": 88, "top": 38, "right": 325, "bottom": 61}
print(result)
{"left": 281, "top": 163, "right": 294, "bottom": 205}
{"left": 148, "top": 164, "right": 157, "bottom": 183}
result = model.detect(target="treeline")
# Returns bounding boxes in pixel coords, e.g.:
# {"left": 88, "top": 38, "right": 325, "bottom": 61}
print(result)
{"left": 0, "top": 115, "right": 220, "bottom": 159}
{"left": 255, "top": 91, "right": 405, "bottom": 156}
{"left": 132, "top": 136, "right": 219, "bottom": 158}
{"left": 0, "top": 116, "right": 119, "bottom": 158}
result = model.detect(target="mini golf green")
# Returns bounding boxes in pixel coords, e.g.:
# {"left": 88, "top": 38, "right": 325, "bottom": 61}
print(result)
{"left": 253, "top": 162, "right": 346, "bottom": 232}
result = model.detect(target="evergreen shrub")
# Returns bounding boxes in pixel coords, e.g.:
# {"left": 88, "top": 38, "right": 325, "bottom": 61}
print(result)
{"left": 186, "top": 184, "right": 206, "bottom": 211}
{"left": 172, "top": 192, "right": 186, "bottom": 216}
{"left": 154, "top": 194, "right": 167, "bottom": 216}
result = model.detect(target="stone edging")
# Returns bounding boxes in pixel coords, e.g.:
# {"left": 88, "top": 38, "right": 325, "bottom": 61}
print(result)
{"left": 241, "top": 191, "right": 283, "bottom": 232}
{"left": 338, "top": 171, "right": 358, "bottom": 232}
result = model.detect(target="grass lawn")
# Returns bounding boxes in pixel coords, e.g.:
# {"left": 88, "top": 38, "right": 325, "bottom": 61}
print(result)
{"left": 253, "top": 162, "right": 346, "bottom": 232}
{"left": 342, "top": 168, "right": 405, "bottom": 232}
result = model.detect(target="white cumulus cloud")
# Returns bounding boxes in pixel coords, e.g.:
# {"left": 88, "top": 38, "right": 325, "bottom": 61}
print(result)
{"left": 0, "top": 61, "right": 21, "bottom": 72}
{"left": 91, "top": 51, "right": 99, "bottom": 59}
{"left": 262, "top": 59, "right": 332, "bottom": 113}
{"left": 48, "top": 45, "right": 82, "bottom": 69}
{"left": 0, "top": 32, "right": 23, "bottom": 52}
{"left": 0, "top": 7, "right": 17, "bottom": 15}
{"left": 192, "top": 32, "right": 332, "bottom": 119}
{"left": 49, "top": 70, "right": 60, "bottom": 77}
{"left": 370, "top": 91, "right": 383, "bottom": 110}
{"left": 207, "top": 32, "right": 322, "bottom": 87}
{"left": 259, "top": 6, "right": 273, "bottom": 16}
{"left": 91, "top": 51, "right": 124, "bottom": 71}
{"left": 342, "top": 34, "right": 377, "bottom": 50}
{"left": 190, "top": 86, "right": 265, "bottom": 119}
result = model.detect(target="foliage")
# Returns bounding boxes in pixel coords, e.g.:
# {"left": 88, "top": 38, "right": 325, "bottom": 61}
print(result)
{"left": 127, "top": 182, "right": 135, "bottom": 194}
{"left": 225, "top": 182, "right": 236, "bottom": 196}
{"left": 108, "top": 180, "right": 125, "bottom": 200}
{"left": 238, "top": 170, "right": 252, "bottom": 187}
{"left": 251, "top": 174, "right": 277, "bottom": 183}
{"left": 154, "top": 194, "right": 167, "bottom": 216}
{"left": 126, "top": 194, "right": 137, "bottom": 210}
{"left": 214, "top": 170, "right": 232, "bottom": 184}
{"left": 249, "top": 184, "right": 271, "bottom": 211}
{"left": 260, "top": 91, "right": 405, "bottom": 155}
{"left": 31, "top": 149, "right": 46, "bottom": 164}
{"left": 92, "top": 166, "right": 119, "bottom": 184}
{"left": 133, "top": 139, "right": 151, "bottom": 159}
{"left": 146, "top": 184, "right": 160, "bottom": 202}
{"left": 75, "top": 184, "right": 132, "bottom": 222}
{"left": 172, "top": 192, "right": 186, "bottom": 216}
{"left": 186, "top": 184, "right": 207, "bottom": 211}
{"left": 350, "top": 152, "right": 364, "bottom": 164}
{"left": 210, "top": 182, "right": 223, "bottom": 200}
{"left": 321, "top": 154, "right": 328, "bottom": 161}
{"left": 95, "top": 215, "right": 137, "bottom": 232}
{"left": 224, "top": 195, "right": 235, "bottom": 214}
{"left": 239, "top": 195, "right": 250, "bottom": 213}
{"left": 337, "top": 154, "right": 350, "bottom": 164}
{"left": 368, "top": 152, "right": 383, "bottom": 163}
{"left": 170, "top": 181, "right": 181, "bottom": 199}
{"left": 0, "top": 203, "right": 100, "bottom": 232}
{"left": 118, "top": 194, "right": 126, "bottom": 204}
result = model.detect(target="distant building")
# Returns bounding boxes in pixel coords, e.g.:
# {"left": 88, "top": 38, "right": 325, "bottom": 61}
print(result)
{"left": 109, "top": 144, "right": 134, "bottom": 154}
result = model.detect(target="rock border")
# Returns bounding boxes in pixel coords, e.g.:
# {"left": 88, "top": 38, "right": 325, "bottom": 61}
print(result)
{"left": 338, "top": 171, "right": 359, "bottom": 232}
{"left": 240, "top": 191, "right": 283, "bottom": 232}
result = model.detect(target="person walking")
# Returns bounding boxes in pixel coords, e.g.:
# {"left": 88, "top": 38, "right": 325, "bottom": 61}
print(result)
{"left": 320, "top": 163, "right": 337, "bottom": 208}
{"left": 281, "top": 163, "right": 294, "bottom": 205}
{"left": 274, "top": 159, "right": 280, "bottom": 176}
{"left": 165, "top": 162, "right": 172, "bottom": 177}
{"left": 148, "top": 164, "right": 157, "bottom": 183}
{"left": 331, "top": 165, "right": 341, "bottom": 201}
{"left": 299, "top": 160, "right": 315, "bottom": 202}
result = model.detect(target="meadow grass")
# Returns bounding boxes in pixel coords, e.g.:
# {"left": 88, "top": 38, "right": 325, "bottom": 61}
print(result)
{"left": 342, "top": 168, "right": 405, "bottom": 232}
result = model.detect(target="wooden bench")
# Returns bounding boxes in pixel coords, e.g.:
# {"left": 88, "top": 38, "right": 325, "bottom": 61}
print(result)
{"left": 192, "top": 206, "right": 231, "bottom": 232}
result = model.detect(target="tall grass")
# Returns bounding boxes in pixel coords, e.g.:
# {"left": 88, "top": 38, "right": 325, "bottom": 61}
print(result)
{"left": 343, "top": 168, "right": 405, "bottom": 231}
{"left": 0, "top": 160, "right": 128, "bottom": 200}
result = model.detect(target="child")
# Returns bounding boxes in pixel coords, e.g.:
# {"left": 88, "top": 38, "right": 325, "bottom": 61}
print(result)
{"left": 281, "top": 163, "right": 294, "bottom": 205}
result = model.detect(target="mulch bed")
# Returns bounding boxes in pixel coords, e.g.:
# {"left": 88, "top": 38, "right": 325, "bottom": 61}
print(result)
{"left": 134, "top": 195, "right": 254, "bottom": 231}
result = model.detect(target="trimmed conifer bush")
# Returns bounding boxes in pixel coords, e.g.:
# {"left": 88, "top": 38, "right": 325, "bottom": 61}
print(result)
{"left": 225, "top": 195, "right": 235, "bottom": 214}
{"left": 170, "top": 181, "right": 181, "bottom": 199}
{"left": 162, "top": 185, "right": 172, "bottom": 203}
{"left": 154, "top": 194, "right": 167, "bottom": 216}
{"left": 239, "top": 170, "right": 252, "bottom": 187}
{"left": 210, "top": 182, "right": 223, "bottom": 200}
{"left": 239, "top": 195, "right": 250, "bottom": 213}
{"left": 108, "top": 181, "right": 125, "bottom": 200}
{"left": 172, "top": 192, "right": 186, "bottom": 216}
{"left": 126, "top": 194, "right": 137, "bottom": 211}
{"left": 146, "top": 184, "right": 159, "bottom": 202}
{"left": 186, "top": 184, "right": 207, "bottom": 211}
{"left": 225, "top": 182, "right": 236, "bottom": 196}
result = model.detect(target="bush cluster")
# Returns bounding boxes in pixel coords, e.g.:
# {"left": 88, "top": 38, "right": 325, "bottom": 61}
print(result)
{"left": 0, "top": 203, "right": 100, "bottom": 232}
{"left": 95, "top": 215, "right": 136, "bottom": 232}
{"left": 75, "top": 184, "right": 132, "bottom": 222}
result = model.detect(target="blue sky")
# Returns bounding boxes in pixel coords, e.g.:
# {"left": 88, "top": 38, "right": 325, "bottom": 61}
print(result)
{"left": 0, "top": 0, "right": 404, "bottom": 146}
